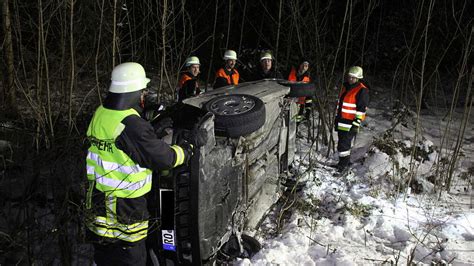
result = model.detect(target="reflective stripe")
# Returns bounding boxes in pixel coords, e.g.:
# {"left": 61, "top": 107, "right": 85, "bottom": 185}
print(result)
{"left": 339, "top": 150, "right": 351, "bottom": 157}
{"left": 87, "top": 165, "right": 94, "bottom": 175}
{"left": 86, "top": 181, "right": 94, "bottom": 209}
{"left": 341, "top": 108, "right": 356, "bottom": 114}
{"left": 338, "top": 122, "right": 352, "bottom": 128}
{"left": 95, "top": 173, "right": 152, "bottom": 191}
{"left": 88, "top": 151, "right": 147, "bottom": 175}
{"left": 92, "top": 215, "right": 148, "bottom": 242}
{"left": 111, "top": 79, "right": 145, "bottom": 85}
{"left": 89, "top": 225, "right": 147, "bottom": 242}
{"left": 87, "top": 208, "right": 149, "bottom": 243}
{"left": 94, "top": 216, "right": 148, "bottom": 232}
{"left": 106, "top": 196, "right": 117, "bottom": 223}
{"left": 337, "top": 122, "right": 352, "bottom": 131}
{"left": 355, "top": 111, "right": 366, "bottom": 120}
{"left": 171, "top": 145, "right": 185, "bottom": 167}
{"left": 342, "top": 102, "right": 357, "bottom": 107}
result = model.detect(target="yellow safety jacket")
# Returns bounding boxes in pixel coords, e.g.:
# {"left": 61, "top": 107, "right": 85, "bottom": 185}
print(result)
{"left": 85, "top": 106, "right": 152, "bottom": 243}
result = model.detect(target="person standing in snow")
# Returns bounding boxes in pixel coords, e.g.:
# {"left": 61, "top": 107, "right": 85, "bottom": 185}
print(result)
{"left": 288, "top": 59, "right": 313, "bottom": 122}
{"left": 85, "top": 62, "right": 206, "bottom": 265}
{"left": 177, "top": 56, "right": 201, "bottom": 102}
{"left": 334, "top": 66, "right": 369, "bottom": 173}
{"left": 251, "top": 51, "right": 283, "bottom": 81}
{"left": 214, "top": 49, "right": 240, "bottom": 89}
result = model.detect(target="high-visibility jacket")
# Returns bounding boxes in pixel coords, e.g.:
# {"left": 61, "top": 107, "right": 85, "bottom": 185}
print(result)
{"left": 177, "top": 72, "right": 199, "bottom": 102}
{"left": 177, "top": 72, "right": 193, "bottom": 89}
{"left": 288, "top": 67, "right": 311, "bottom": 104}
{"left": 335, "top": 82, "right": 369, "bottom": 132}
{"left": 288, "top": 67, "right": 310, "bottom": 83}
{"left": 214, "top": 68, "right": 239, "bottom": 88}
{"left": 85, "top": 106, "right": 153, "bottom": 243}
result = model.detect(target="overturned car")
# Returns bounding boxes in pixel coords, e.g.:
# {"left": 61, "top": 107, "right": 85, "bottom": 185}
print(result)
{"left": 148, "top": 80, "right": 315, "bottom": 265}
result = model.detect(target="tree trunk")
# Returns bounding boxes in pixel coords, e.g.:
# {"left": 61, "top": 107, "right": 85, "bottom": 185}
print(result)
{"left": 68, "top": 0, "right": 75, "bottom": 132}
{"left": 112, "top": 0, "right": 118, "bottom": 66}
{"left": 206, "top": 0, "right": 219, "bottom": 89}
{"left": 2, "top": 0, "right": 16, "bottom": 113}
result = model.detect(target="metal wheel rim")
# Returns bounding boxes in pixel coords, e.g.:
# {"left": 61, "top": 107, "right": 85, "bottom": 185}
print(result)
{"left": 209, "top": 95, "right": 256, "bottom": 116}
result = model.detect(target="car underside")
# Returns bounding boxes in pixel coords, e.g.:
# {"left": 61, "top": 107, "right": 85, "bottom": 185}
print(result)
{"left": 146, "top": 80, "right": 314, "bottom": 265}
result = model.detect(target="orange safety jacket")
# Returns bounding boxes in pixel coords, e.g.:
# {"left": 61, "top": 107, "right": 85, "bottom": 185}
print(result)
{"left": 178, "top": 72, "right": 194, "bottom": 88}
{"left": 336, "top": 82, "right": 368, "bottom": 131}
{"left": 215, "top": 68, "right": 239, "bottom": 86}
{"left": 288, "top": 67, "right": 311, "bottom": 104}
{"left": 176, "top": 72, "right": 199, "bottom": 102}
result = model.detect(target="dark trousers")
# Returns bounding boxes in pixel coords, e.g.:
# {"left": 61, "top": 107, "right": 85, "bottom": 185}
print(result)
{"left": 337, "top": 131, "right": 356, "bottom": 167}
{"left": 94, "top": 240, "right": 146, "bottom": 266}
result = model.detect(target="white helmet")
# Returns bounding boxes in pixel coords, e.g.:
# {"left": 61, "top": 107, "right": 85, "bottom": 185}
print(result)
{"left": 223, "top": 50, "right": 237, "bottom": 60}
{"left": 185, "top": 56, "right": 200, "bottom": 67}
{"left": 347, "top": 66, "right": 363, "bottom": 79}
{"left": 109, "top": 62, "right": 150, "bottom": 93}
{"left": 260, "top": 52, "right": 273, "bottom": 61}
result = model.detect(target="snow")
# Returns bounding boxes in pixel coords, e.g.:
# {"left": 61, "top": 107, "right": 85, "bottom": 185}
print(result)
{"left": 236, "top": 87, "right": 474, "bottom": 265}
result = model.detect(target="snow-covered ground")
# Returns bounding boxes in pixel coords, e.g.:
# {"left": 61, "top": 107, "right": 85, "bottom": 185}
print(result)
{"left": 238, "top": 87, "right": 473, "bottom": 265}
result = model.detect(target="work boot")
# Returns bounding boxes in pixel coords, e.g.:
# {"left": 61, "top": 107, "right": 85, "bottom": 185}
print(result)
{"left": 336, "top": 156, "right": 351, "bottom": 173}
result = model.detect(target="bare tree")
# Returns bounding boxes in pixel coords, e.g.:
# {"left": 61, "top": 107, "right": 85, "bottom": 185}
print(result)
{"left": 2, "top": 0, "right": 16, "bottom": 112}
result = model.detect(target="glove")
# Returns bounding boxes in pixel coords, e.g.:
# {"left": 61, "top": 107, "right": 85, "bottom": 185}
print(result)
{"left": 179, "top": 141, "right": 194, "bottom": 165}
{"left": 350, "top": 119, "right": 361, "bottom": 133}
{"left": 153, "top": 117, "right": 173, "bottom": 138}
{"left": 189, "top": 128, "right": 208, "bottom": 147}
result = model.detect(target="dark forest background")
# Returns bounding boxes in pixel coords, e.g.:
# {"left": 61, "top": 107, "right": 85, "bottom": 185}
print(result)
{"left": 0, "top": 0, "right": 473, "bottom": 264}
{"left": 1, "top": 0, "right": 473, "bottom": 127}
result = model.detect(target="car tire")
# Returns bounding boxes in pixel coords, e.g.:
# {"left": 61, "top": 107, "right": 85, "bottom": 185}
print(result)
{"left": 239, "top": 234, "right": 262, "bottom": 258}
{"left": 279, "top": 81, "right": 316, "bottom": 97}
{"left": 217, "top": 234, "right": 262, "bottom": 262}
{"left": 204, "top": 94, "right": 266, "bottom": 138}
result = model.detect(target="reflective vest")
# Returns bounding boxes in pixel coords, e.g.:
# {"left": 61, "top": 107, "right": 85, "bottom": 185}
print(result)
{"left": 85, "top": 106, "right": 152, "bottom": 243}
{"left": 176, "top": 72, "right": 200, "bottom": 101}
{"left": 288, "top": 67, "right": 310, "bottom": 83}
{"left": 178, "top": 72, "right": 193, "bottom": 89}
{"left": 288, "top": 67, "right": 311, "bottom": 104}
{"left": 336, "top": 83, "right": 367, "bottom": 131}
{"left": 216, "top": 68, "right": 239, "bottom": 85}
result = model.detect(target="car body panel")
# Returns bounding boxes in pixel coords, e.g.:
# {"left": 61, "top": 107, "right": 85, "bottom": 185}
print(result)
{"left": 156, "top": 80, "right": 297, "bottom": 264}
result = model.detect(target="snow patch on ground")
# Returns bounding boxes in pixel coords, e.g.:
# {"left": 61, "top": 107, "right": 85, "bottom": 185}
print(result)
{"left": 239, "top": 105, "right": 473, "bottom": 265}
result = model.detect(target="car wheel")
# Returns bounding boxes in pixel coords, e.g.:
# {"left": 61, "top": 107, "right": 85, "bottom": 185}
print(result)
{"left": 217, "top": 234, "right": 262, "bottom": 262}
{"left": 204, "top": 94, "right": 265, "bottom": 138}
{"left": 279, "top": 81, "right": 316, "bottom": 97}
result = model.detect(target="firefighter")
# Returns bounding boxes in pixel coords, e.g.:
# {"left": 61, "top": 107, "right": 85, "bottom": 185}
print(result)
{"left": 85, "top": 62, "right": 206, "bottom": 266}
{"left": 288, "top": 60, "right": 312, "bottom": 122}
{"left": 214, "top": 49, "right": 240, "bottom": 89}
{"left": 177, "top": 56, "right": 201, "bottom": 102}
{"left": 334, "top": 66, "right": 369, "bottom": 173}
{"left": 251, "top": 51, "right": 283, "bottom": 80}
